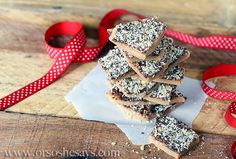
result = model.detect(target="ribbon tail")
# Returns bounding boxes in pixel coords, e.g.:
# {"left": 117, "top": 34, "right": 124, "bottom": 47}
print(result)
{"left": 0, "top": 53, "right": 74, "bottom": 110}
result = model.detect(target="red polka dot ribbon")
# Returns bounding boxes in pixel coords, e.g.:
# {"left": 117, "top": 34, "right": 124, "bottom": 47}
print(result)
{"left": 0, "top": 8, "right": 236, "bottom": 158}
{"left": 202, "top": 65, "right": 236, "bottom": 127}
{"left": 231, "top": 141, "right": 236, "bottom": 159}
{"left": 202, "top": 64, "right": 236, "bottom": 158}
{"left": 166, "top": 30, "right": 236, "bottom": 51}
{"left": 225, "top": 102, "right": 236, "bottom": 128}
{"left": 202, "top": 64, "right": 236, "bottom": 101}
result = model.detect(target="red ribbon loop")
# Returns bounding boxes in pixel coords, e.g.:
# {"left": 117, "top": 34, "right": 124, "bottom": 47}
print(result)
{"left": 225, "top": 102, "right": 236, "bottom": 128}
{"left": 231, "top": 141, "right": 236, "bottom": 159}
{"left": 201, "top": 64, "right": 236, "bottom": 126}
{"left": 201, "top": 64, "right": 236, "bottom": 158}
{"left": 202, "top": 64, "right": 236, "bottom": 100}
{"left": 45, "top": 21, "right": 85, "bottom": 59}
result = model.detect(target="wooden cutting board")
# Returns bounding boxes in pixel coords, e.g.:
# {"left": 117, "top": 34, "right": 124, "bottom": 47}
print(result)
{"left": 1, "top": 0, "right": 236, "bottom": 136}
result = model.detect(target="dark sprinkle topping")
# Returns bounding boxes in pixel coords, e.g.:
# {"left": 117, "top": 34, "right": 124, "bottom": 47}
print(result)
{"left": 118, "top": 77, "right": 156, "bottom": 95}
{"left": 148, "top": 84, "right": 176, "bottom": 100}
{"left": 135, "top": 50, "right": 171, "bottom": 78}
{"left": 164, "top": 66, "right": 184, "bottom": 80}
{"left": 124, "top": 104, "right": 156, "bottom": 115}
{"left": 150, "top": 37, "right": 173, "bottom": 56}
{"left": 113, "top": 17, "right": 166, "bottom": 53}
{"left": 123, "top": 104, "right": 171, "bottom": 116}
{"left": 124, "top": 37, "right": 173, "bottom": 59}
{"left": 171, "top": 89, "right": 185, "bottom": 99}
{"left": 154, "top": 105, "right": 171, "bottom": 118}
{"left": 152, "top": 116, "right": 199, "bottom": 153}
{"left": 111, "top": 86, "right": 145, "bottom": 102}
{"left": 98, "top": 46, "right": 132, "bottom": 80}
{"left": 169, "top": 45, "right": 189, "bottom": 65}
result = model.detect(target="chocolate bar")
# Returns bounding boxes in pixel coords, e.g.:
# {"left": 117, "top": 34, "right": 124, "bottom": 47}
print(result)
{"left": 145, "top": 86, "right": 186, "bottom": 105}
{"left": 124, "top": 37, "right": 173, "bottom": 62}
{"left": 149, "top": 116, "right": 199, "bottom": 159}
{"left": 98, "top": 46, "right": 133, "bottom": 81}
{"left": 127, "top": 49, "right": 172, "bottom": 81}
{"left": 113, "top": 76, "right": 184, "bottom": 105}
{"left": 169, "top": 45, "right": 190, "bottom": 65}
{"left": 152, "top": 66, "right": 185, "bottom": 85}
{"left": 114, "top": 77, "right": 156, "bottom": 97}
{"left": 146, "top": 84, "right": 175, "bottom": 101}
{"left": 117, "top": 104, "right": 175, "bottom": 121}
{"left": 109, "top": 17, "right": 166, "bottom": 59}
{"left": 107, "top": 86, "right": 155, "bottom": 106}
{"left": 163, "top": 66, "right": 185, "bottom": 81}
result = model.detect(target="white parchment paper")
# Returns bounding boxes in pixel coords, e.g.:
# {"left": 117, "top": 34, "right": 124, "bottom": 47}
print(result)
{"left": 65, "top": 65, "right": 208, "bottom": 145}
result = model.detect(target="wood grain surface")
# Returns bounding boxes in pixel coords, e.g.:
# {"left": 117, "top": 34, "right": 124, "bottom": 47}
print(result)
{"left": 0, "top": 0, "right": 236, "bottom": 158}
{"left": 0, "top": 112, "right": 234, "bottom": 159}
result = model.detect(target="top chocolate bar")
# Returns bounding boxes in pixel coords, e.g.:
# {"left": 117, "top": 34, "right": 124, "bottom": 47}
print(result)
{"left": 109, "top": 17, "right": 166, "bottom": 60}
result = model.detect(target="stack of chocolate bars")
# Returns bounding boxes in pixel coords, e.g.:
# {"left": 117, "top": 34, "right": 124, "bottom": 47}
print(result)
{"left": 99, "top": 17, "right": 189, "bottom": 121}
{"left": 99, "top": 17, "right": 199, "bottom": 158}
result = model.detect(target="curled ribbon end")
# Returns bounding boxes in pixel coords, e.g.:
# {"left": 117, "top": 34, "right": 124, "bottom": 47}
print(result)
{"left": 231, "top": 141, "right": 236, "bottom": 159}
